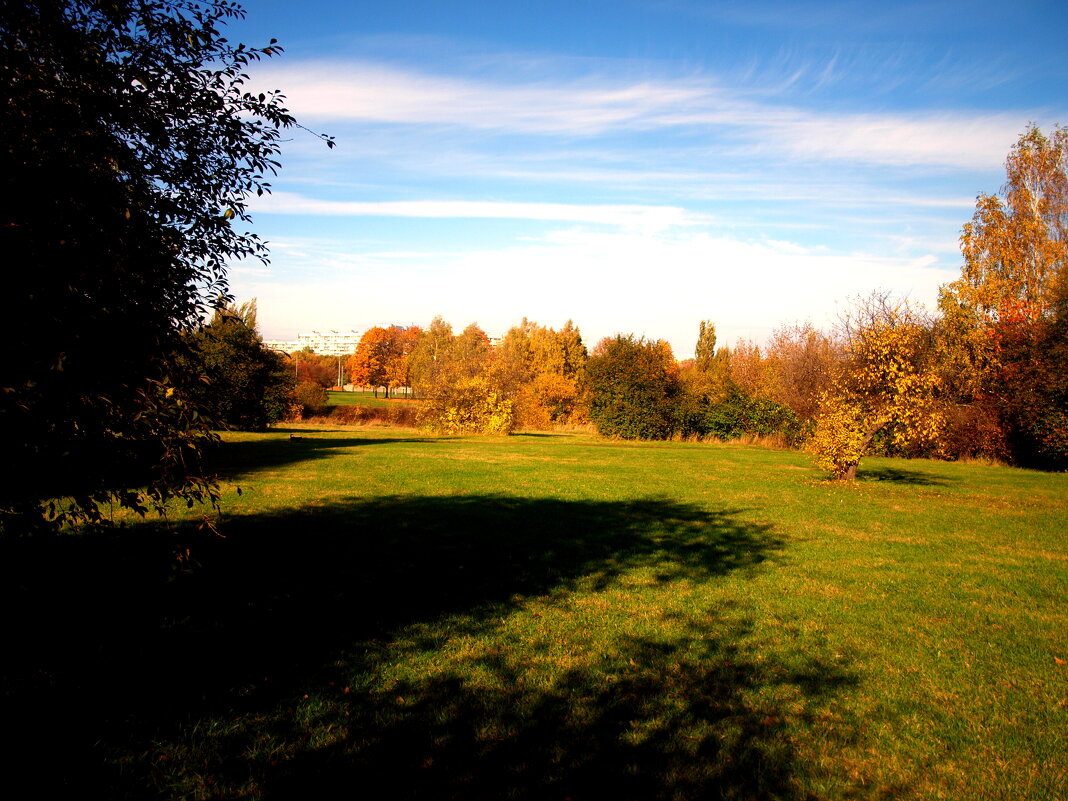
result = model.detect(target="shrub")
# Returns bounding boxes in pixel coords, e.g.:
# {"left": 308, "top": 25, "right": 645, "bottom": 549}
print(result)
{"left": 587, "top": 335, "right": 679, "bottom": 440}
{"left": 420, "top": 376, "right": 515, "bottom": 434}
{"left": 294, "top": 380, "right": 328, "bottom": 416}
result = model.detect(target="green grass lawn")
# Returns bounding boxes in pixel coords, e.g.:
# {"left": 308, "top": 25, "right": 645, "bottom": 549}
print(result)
{"left": 327, "top": 389, "right": 417, "bottom": 408}
{"left": 3, "top": 426, "right": 1066, "bottom": 799}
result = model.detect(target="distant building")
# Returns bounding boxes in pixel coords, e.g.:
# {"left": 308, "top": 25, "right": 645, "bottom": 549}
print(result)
{"left": 263, "top": 329, "right": 364, "bottom": 356}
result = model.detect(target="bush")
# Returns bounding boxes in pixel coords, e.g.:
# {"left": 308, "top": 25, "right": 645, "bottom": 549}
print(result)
{"left": 513, "top": 373, "right": 583, "bottom": 429}
{"left": 420, "top": 376, "right": 515, "bottom": 434}
{"left": 679, "top": 388, "right": 800, "bottom": 443}
{"left": 293, "top": 380, "right": 328, "bottom": 416}
{"left": 587, "top": 335, "right": 679, "bottom": 440}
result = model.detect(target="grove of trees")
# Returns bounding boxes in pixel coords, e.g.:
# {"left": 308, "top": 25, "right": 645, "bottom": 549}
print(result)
{"left": 347, "top": 325, "right": 422, "bottom": 398}
{"left": 405, "top": 317, "right": 588, "bottom": 434}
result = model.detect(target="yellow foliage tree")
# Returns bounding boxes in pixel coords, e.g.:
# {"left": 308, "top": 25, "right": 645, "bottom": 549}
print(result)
{"left": 937, "top": 124, "right": 1068, "bottom": 464}
{"left": 424, "top": 375, "right": 514, "bottom": 435}
{"left": 811, "top": 295, "right": 943, "bottom": 480}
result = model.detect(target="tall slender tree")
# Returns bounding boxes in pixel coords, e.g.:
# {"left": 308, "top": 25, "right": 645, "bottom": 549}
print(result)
{"left": 939, "top": 124, "right": 1068, "bottom": 465}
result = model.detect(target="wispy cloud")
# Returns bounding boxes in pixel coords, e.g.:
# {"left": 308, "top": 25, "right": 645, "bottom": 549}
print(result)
{"left": 254, "top": 191, "right": 711, "bottom": 230}
{"left": 256, "top": 58, "right": 1041, "bottom": 170}
{"left": 259, "top": 60, "right": 714, "bottom": 135}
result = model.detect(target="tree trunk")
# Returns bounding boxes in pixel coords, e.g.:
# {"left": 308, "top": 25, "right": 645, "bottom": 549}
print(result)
{"left": 841, "top": 422, "right": 885, "bottom": 480}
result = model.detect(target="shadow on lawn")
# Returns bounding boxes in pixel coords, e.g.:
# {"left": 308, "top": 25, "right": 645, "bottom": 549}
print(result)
{"left": 206, "top": 432, "right": 438, "bottom": 478}
{"left": 1, "top": 495, "right": 857, "bottom": 799}
{"left": 859, "top": 466, "right": 952, "bottom": 486}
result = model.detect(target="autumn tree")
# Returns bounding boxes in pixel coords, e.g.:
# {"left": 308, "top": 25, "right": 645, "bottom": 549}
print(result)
{"left": 680, "top": 321, "right": 732, "bottom": 405}
{"left": 409, "top": 318, "right": 511, "bottom": 433}
{"left": 347, "top": 326, "right": 420, "bottom": 398}
{"left": 1, "top": 0, "right": 329, "bottom": 532}
{"left": 491, "top": 318, "right": 588, "bottom": 428}
{"left": 408, "top": 316, "right": 456, "bottom": 399}
{"left": 763, "top": 322, "right": 839, "bottom": 422}
{"left": 386, "top": 325, "right": 422, "bottom": 396}
{"left": 939, "top": 123, "right": 1068, "bottom": 466}
{"left": 587, "top": 335, "right": 680, "bottom": 439}
{"left": 453, "top": 323, "right": 493, "bottom": 379}
{"left": 728, "top": 340, "right": 776, "bottom": 401}
{"left": 811, "top": 295, "right": 943, "bottom": 480}
{"left": 348, "top": 327, "right": 392, "bottom": 397}
{"left": 694, "top": 320, "right": 718, "bottom": 372}
{"left": 293, "top": 350, "right": 339, "bottom": 388}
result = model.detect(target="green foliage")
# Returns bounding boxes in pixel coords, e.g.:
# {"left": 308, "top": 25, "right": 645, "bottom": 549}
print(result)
{"left": 0, "top": 0, "right": 329, "bottom": 532}
{"left": 182, "top": 302, "right": 294, "bottom": 431}
{"left": 587, "top": 335, "right": 680, "bottom": 439}
{"left": 678, "top": 387, "right": 800, "bottom": 442}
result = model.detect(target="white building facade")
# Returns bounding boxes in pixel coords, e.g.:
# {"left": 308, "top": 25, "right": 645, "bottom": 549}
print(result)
{"left": 264, "top": 330, "right": 364, "bottom": 356}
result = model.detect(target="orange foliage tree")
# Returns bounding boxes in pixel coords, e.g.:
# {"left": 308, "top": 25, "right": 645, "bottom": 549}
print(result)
{"left": 347, "top": 325, "right": 421, "bottom": 398}
{"left": 938, "top": 123, "right": 1068, "bottom": 465}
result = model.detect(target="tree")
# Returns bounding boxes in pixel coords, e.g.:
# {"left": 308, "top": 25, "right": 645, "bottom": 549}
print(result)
{"left": 763, "top": 322, "right": 839, "bottom": 423}
{"left": 348, "top": 327, "right": 395, "bottom": 397}
{"left": 407, "top": 319, "right": 510, "bottom": 433}
{"left": 0, "top": 0, "right": 330, "bottom": 532}
{"left": 586, "top": 335, "right": 680, "bottom": 440}
{"left": 182, "top": 301, "right": 294, "bottom": 430}
{"left": 810, "top": 295, "right": 943, "bottom": 480}
{"left": 939, "top": 124, "right": 1068, "bottom": 466}
{"left": 694, "top": 320, "right": 718, "bottom": 372}
{"left": 490, "top": 319, "right": 588, "bottom": 428}
{"left": 348, "top": 325, "right": 421, "bottom": 397}
{"left": 409, "top": 316, "right": 456, "bottom": 399}
{"left": 385, "top": 326, "right": 422, "bottom": 396}
{"left": 680, "top": 320, "right": 732, "bottom": 405}
{"left": 453, "top": 323, "right": 493, "bottom": 379}
{"left": 293, "top": 350, "right": 338, "bottom": 389}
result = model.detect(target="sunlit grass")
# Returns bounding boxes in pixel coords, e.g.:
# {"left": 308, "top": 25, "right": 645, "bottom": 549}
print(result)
{"left": 326, "top": 389, "right": 418, "bottom": 408}
{"left": 4, "top": 424, "right": 1065, "bottom": 799}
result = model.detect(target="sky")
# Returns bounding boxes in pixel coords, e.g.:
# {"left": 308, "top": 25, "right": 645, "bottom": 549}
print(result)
{"left": 224, "top": 0, "right": 1068, "bottom": 358}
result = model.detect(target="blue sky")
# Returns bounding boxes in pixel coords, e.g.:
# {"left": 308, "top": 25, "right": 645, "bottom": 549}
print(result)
{"left": 226, "top": 0, "right": 1067, "bottom": 357}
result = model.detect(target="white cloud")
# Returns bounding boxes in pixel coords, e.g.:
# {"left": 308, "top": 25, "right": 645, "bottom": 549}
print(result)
{"left": 253, "top": 191, "right": 711, "bottom": 231}
{"left": 255, "top": 58, "right": 1043, "bottom": 169}
{"left": 235, "top": 226, "right": 954, "bottom": 358}
{"left": 256, "top": 60, "right": 714, "bottom": 135}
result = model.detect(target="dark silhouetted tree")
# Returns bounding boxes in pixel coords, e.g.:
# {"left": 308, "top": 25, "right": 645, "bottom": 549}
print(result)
{"left": 0, "top": 0, "right": 331, "bottom": 532}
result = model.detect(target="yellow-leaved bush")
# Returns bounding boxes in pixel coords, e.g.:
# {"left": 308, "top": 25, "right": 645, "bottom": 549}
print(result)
{"left": 810, "top": 296, "right": 944, "bottom": 479}
{"left": 422, "top": 376, "right": 515, "bottom": 435}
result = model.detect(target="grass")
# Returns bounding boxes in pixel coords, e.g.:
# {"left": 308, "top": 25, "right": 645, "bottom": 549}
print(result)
{"left": 326, "top": 389, "right": 417, "bottom": 409}
{"left": 3, "top": 425, "right": 1066, "bottom": 799}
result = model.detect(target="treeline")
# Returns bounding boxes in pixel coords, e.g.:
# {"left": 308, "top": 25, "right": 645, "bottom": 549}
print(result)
{"left": 191, "top": 124, "right": 1066, "bottom": 481}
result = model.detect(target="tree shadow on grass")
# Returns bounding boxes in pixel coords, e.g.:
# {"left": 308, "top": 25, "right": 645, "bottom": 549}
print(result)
{"left": 1, "top": 495, "right": 859, "bottom": 799}
{"left": 858, "top": 466, "right": 953, "bottom": 486}
{"left": 206, "top": 433, "right": 438, "bottom": 478}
